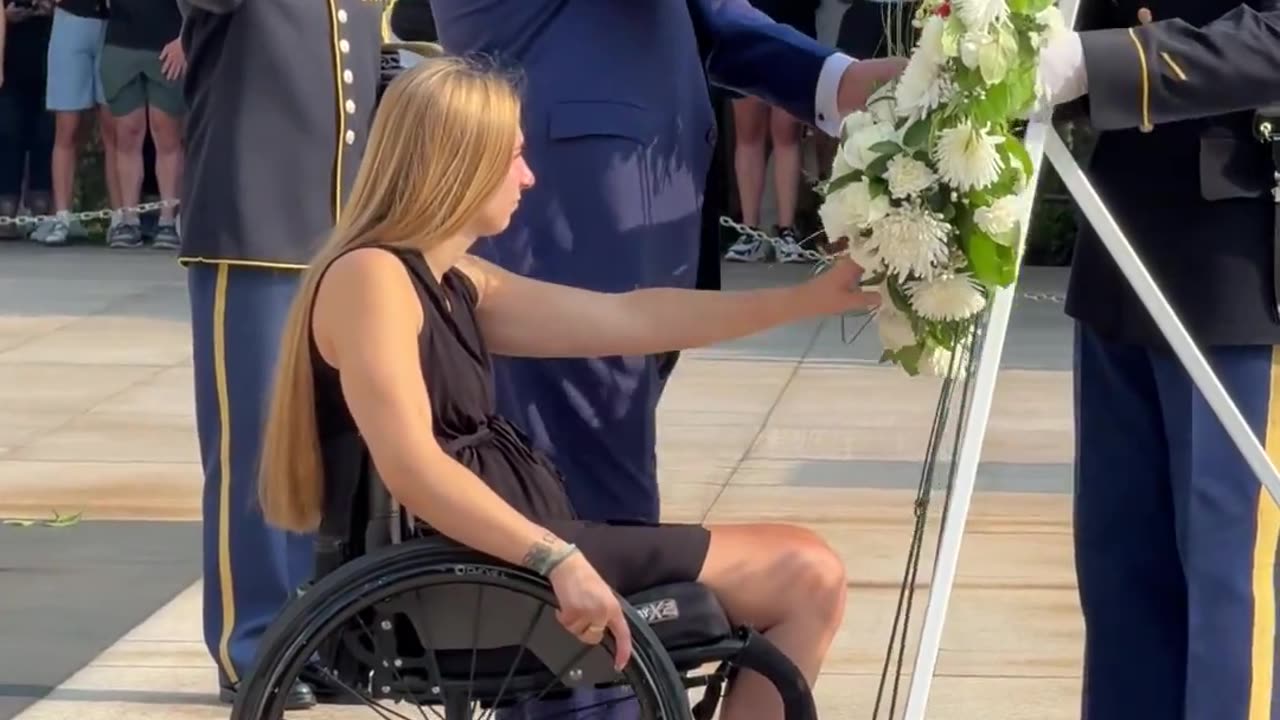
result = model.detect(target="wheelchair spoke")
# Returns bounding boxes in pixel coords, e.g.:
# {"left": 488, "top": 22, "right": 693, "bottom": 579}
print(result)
{"left": 352, "top": 614, "right": 441, "bottom": 720}
{"left": 309, "top": 666, "right": 424, "bottom": 720}
{"left": 476, "top": 603, "right": 548, "bottom": 720}
{"left": 466, "top": 587, "right": 485, "bottom": 712}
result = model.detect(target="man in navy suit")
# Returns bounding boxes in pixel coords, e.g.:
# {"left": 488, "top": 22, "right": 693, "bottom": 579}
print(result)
{"left": 430, "top": 0, "right": 903, "bottom": 528}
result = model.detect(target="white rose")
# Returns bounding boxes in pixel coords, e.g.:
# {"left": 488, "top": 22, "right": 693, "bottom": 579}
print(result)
{"left": 877, "top": 302, "right": 918, "bottom": 352}
{"left": 885, "top": 155, "right": 938, "bottom": 199}
{"left": 841, "top": 114, "right": 899, "bottom": 170}
{"left": 819, "top": 179, "right": 892, "bottom": 240}
{"left": 973, "top": 194, "right": 1025, "bottom": 240}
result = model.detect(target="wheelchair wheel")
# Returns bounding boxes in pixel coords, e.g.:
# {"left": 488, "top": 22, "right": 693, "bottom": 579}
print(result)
{"left": 231, "top": 541, "right": 694, "bottom": 719}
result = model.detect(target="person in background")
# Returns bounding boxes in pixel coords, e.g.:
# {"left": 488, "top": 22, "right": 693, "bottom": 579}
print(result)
{"left": 99, "top": 0, "right": 184, "bottom": 249}
{"left": 722, "top": 0, "right": 820, "bottom": 264}
{"left": 0, "top": 0, "right": 54, "bottom": 241}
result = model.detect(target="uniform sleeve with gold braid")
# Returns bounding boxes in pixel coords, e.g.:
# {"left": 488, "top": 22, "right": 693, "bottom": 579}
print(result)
{"left": 1080, "top": 5, "right": 1280, "bottom": 132}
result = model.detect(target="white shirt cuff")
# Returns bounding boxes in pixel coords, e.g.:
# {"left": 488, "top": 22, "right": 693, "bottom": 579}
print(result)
{"left": 815, "top": 52, "right": 856, "bottom": 137}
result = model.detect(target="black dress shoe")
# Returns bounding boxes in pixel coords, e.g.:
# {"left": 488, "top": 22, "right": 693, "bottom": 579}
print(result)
{"left": 219, "top": 679, "right": 317, "bottom": 711}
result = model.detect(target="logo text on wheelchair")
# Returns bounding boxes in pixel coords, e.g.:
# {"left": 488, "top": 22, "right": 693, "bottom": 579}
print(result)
{"left": 451, "top": 564, "right": 511, "bottom": 579}
{"left": 634, "top": 598, "right": 680, "bottom": 625}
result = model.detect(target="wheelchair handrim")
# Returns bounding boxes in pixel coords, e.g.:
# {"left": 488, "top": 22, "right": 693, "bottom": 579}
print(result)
{"left": 232, "top": 544, "right": 692, "bottom": 719}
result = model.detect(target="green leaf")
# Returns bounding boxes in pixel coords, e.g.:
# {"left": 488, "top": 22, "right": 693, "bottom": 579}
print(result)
{"left": 868, "top": 176, "right": 889, "bottom": 199}
{"left": 892, "top": 343, "right": 925, "bottom": 376}
{"left": 902, "top": 118, "right": 932, "bottom": 149}
{"left": 1002, "top": 136, "right": 1034, "bottom": 179}
{"left": 869, "top": 140, "right": 903, "bottom": 156}
{"left": 821, "top": 169, "right": 864, "bottom": 196}
{"left": 966, "top": 229, "right": 1018, "bottom": 287}
{"left": 45, "top": 511, "right": 82, "bottom": 528}
{"left": 885, "top": 275, "right": 914, "bottom": 315}
{"left": 864, "top": 152, "right": 893, "bottom": 179}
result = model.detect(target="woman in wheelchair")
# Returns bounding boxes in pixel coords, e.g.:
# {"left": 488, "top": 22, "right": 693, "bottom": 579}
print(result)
{"left": 256, "top": 57, "right": 879, "bottom": 719}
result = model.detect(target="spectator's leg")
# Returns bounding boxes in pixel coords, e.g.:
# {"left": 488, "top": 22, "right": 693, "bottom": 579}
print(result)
{"left": 43, "top": 8, "right": 101, "bottom": 245}
{"left": 724, "top": 96, "right": 772, "bottom": 263}
{"left": 768, "top": 106, "right": 806, "bottom": 263}
{"left": 100, "top": 44, "right": 147, "bottom": 248}
{"left": 143, "top": 58, "right": 185, "bottom": 250}
{"left": 23, "top": 59, "right": 55, "bottom": 221}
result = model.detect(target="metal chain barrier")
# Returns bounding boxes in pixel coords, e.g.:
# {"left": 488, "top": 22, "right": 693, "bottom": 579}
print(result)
{"left": 0, "top": 199, "right": 180, "bottom": 229}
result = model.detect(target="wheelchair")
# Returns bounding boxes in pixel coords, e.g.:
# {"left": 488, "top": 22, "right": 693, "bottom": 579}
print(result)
{"left": 229, "top": 442, "right": 819, "bottom": 719}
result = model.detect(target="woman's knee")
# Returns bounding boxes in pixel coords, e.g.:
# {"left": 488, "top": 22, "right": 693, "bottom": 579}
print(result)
{"left": 783, "top": 527, "right": 847, "bottom": 615}
{"left": 703, "top": 523, "right": 847, "bottom": 624}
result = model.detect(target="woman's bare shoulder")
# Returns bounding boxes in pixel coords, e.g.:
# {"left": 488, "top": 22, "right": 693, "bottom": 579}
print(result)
{"left": 312, "top": 247, "right": 425, "bottom": 366}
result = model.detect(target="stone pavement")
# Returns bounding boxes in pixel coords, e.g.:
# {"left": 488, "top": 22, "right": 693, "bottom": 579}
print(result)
{"left": 0, "top": 244, "right": 1081, "bottom": 719}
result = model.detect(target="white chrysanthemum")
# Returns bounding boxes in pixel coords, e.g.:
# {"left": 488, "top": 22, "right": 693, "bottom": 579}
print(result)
{"left": 973, "top": 194, "right": 1025, "bottom": 240}
{"left": 922, "top": 341, "right": 972, "bottom": 379}
{"left": 819, "top": 179, "right": 892, "bottom": 241}
{"left": 954, "top": 0, "right": 1007, "bottom": 31}
{"left": 905, "top": 272, "right": 987, "bottom": 321}
{"left": 865, "top": 207, "right": 952, "bottom": 280}
{"left": 931, "top": 120, "right": 1004, "bottom": 191}
{"left": 894, "top": 16, "right": 953, "bottom": 118}
{"left": 885, "top": 155, "right": 937, "bottom": 199}
{"left": 875, "top": 300, "right": 918, "bottom": 351}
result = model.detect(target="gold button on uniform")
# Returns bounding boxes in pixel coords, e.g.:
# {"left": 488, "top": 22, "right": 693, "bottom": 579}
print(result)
{"left": 345, "top": 99, "right": 356, "bottom": 114}
{"left": 337, "top": 8, "right": 348, "bottom": 22}
{"left": 345, "top": 130, "right": 356, "bottom": 145}
{"left": 339, "top": 39, "right": 350, "bottom": 53}
{"left": 343, "top": 69, "right": 354, "bottom": 84}
{"left": 1137, "top": 7, "right": 1152, "bottom": 24}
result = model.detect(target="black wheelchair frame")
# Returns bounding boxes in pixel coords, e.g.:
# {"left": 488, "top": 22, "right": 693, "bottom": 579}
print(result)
{"left": 230, "top": 445, "right": 817, "bottom": 718}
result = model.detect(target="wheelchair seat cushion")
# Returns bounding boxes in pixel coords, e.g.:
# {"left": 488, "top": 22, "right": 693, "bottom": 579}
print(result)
{"left": 625, "top": 582, "right": 733, "bottom": 650}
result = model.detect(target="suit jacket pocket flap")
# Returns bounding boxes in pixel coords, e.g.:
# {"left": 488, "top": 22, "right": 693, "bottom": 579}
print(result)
{"left": 547, "top": 101, "right": 657, "bottom": 143}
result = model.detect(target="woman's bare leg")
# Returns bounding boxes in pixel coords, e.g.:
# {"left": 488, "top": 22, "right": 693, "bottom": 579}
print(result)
{"left": 697, "top": 523, "right": 848, "bottom": 719}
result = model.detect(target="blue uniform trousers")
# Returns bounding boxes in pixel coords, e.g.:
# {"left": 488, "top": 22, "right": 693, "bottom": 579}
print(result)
{"left": 1074, "top": 323, "right": 1280, "bottom": 720}
{"left": 189, "top": 263, "right": 314, "bottom": 685}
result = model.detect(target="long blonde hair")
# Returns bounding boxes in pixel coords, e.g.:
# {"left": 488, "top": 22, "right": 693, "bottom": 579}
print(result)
{"left": 258, "top": 56, "right": 522, "bottom": 533}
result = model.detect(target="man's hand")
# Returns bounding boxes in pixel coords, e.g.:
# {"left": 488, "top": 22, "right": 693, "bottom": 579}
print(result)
{"left": 836, "top": 57, "right": 909, "bottom": 116}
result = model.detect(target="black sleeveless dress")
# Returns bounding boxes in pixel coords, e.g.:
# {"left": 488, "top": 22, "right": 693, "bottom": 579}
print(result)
{"left": 312, "top": 246, "right": 710, "bottom": 596}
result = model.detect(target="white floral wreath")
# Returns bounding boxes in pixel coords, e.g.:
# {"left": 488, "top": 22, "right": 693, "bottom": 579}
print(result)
{"left": 819, "top": 0, "right": 1068, "bottom": 378}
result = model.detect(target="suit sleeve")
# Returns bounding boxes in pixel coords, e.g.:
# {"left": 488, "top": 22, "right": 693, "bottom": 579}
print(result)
{"left": 689, "top": 0, "right": 835, "bottom": 123}
{"left": 1081, "top": 5, "right": 1280, "bottom": 131}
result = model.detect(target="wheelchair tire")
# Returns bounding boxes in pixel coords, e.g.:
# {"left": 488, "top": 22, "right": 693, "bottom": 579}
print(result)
{"left": 230, "top": 540, "right": 695, "bottom": 720}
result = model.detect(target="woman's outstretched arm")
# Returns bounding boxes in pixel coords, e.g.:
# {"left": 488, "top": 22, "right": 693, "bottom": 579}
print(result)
{"left": 459, "top": 254, "right": 878, "bottom": 360}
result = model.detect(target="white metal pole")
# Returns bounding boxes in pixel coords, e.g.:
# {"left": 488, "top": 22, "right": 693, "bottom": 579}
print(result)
{"left": 1043, "top": 131, "right": 1280, "bottom": 504}
{"left": 898, "top": 124, "right": 1050, "bottom": 719}
{"left": 899, "top": 4, "right": 1079, "bottom": 711}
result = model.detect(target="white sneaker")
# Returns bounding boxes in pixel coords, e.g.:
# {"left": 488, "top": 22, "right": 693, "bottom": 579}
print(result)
{"left": 773, "top": 227, "right": 810, "bottom": 264}
{"left": 725, "top": 230, "right": 769, "bottom": 262}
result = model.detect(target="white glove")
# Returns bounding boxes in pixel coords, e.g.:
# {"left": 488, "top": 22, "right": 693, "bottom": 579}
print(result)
{"left": 1036, "top": 31, "right": 1088, "bottom": 108}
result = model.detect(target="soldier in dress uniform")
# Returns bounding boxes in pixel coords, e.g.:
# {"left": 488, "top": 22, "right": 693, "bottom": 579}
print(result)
{"left": 1038, "top": 3, "right": 1280, "bottom": 718}
{"left": 177, "top": 0, "right": 384, "bottom": 708}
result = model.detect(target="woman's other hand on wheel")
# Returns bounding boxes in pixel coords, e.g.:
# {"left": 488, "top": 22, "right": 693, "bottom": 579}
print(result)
{"left": 801, "top": 256, "right": 882, "bottom": 316}
{"left": 548, "top": 552, "right": 633, "bottom": 670}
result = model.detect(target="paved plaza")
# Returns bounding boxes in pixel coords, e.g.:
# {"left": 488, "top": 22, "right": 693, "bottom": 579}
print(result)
{"left": 0, "top": 244, "right": 1080, "bottom": 719}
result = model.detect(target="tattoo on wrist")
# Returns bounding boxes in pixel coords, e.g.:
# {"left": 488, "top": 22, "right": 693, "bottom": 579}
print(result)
{"left": 520, "top": 531, "right": 560, "bottom": 571}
